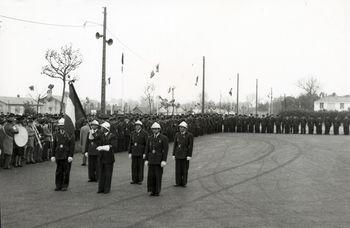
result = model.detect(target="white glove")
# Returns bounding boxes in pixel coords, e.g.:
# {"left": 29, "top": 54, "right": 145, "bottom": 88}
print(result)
{"left": 98, "top": 145, "right": 110, "bottom": 151}
{"left": 68, "top": 157, "right": 73, "bottom": 163}
{"left": 51, "top": 157, "right": 56, "bottom": 162}
{"left": 144, "top": 161, "right": 148, "bottom": 166}
{"left": 128, "top": 154, "right": 132, "bottom": 159}
{"left": 85, "top": 152, "right": 88, "bottom": 157}
{"left": 142, "top": 154, "right": 146, "bottom": 159}
{"left": 161, "top": 161, "right": 166, "bottom": 167}
{"left": 186, "top": 156, "right": 192, "bottom": 161}
{"left": 172, "top": 155, "right": 175, "bottom": 160}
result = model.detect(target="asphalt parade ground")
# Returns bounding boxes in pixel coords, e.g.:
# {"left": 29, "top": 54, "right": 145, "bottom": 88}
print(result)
{"left": 1, "top": 133, "right": 350, "bottom": 228}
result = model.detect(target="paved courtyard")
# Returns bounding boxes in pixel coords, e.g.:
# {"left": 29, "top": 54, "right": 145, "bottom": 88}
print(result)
{"left": 1, "top": 133, "right": 350, "bottom": 228}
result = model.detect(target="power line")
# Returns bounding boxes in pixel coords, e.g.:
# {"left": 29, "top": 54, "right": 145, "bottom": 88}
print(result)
{"left": 0, "top": 14, "right": 98, "bottom": 28}
{"left": 106, "top": 28, "right": 154, "bottom": 67}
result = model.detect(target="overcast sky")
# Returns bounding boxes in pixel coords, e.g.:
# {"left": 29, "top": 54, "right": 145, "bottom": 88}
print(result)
{"left": 1, "top": 0, "right": 350, "bottom": 104}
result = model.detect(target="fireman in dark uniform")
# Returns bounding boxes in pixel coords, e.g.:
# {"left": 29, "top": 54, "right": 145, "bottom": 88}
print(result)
{"left": 343, "top": 116, "right": 350, "bottom": 135}
{"left": 51, "top": 118, "right": 75, "bottom": 191}
{"left": 84, "top": 120, "right": 100, "bottom": 182}
{"left": 128, "top": 120, "right": 148, "bottom": 185}
{"left": 96, "top": 121, "right": 117, "bottom": 194}
{"left": 172, "top": 121, "right": 193, "bottom": 187}
{"left": 145, "top": 122, "right": 169, "bottom": 196}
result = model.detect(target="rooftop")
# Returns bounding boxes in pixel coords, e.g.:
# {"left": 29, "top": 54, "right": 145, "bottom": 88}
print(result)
{"left": 316, "top": 95, "right": 350, "bottom": 103}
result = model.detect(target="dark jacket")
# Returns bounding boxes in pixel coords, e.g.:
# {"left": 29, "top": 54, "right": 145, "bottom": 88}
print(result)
{"left": 52, "top": 131, "right": 74, "bottom": 160}
{"left": 146, "top": 133, "right": 168, "bottom": 165}
{"left": 85, "top": 130, "right": 100, "bottom": 156}
{"left": 173, "top": 131, "right": 193, "bottom": 159}
{"left": 128, "top": 129, "right": 148, "bottom": 156}
{"left": 97, "top": 132, "right": 118, "bottom": 164}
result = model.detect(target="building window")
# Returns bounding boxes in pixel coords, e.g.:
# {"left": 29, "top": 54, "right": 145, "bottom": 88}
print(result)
{"left": 320, "top": 103, "right": 324, "bottom": 109}
{"left": 340, "top": 103, "right": 344, "bottom": 110}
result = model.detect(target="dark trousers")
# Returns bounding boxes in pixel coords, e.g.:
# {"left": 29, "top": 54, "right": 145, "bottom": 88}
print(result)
{"left": 147, "top": 164, "right": 163, "bottom": 194}
{"left": 344, "top": 126, "right": 349, "bottom": 135}
{"left": 55, "top": 159, "right": 71, "bottom": 189}
{"left": 88, "top": 155, "right": 100, "bottom": 181}
{"left": 334, "top": 127, "right": 339, "bottom": 135}
{"left": 301, "top": 126, "right": 306, "bottom": 134}
{"left": 308, "top": 126, "right": 314, "bottom": 134}
{"left": 98, "top": 162, "right": 114, "bottom": 193}
{"left": 175, "top": 159, "right": 189, "bottom": 186}
{"left": 131, "top": 156, "right": 144, "bottom": 183}
{"left": 42, "top": 141, "right": 50, "bottom": 161}
{"left": 2, "top": 154, "right": 12, "bottom": 169}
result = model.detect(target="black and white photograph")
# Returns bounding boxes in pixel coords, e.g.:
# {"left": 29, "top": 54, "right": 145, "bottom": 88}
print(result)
{"left": 1, "top": 0, "right": 350, "bottom": 227}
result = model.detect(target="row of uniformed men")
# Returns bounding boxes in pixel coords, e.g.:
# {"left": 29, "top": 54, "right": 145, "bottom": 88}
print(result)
{"left": 51, "top": 118, "right": 193, "bottom": 196}
{"left": 222, "top": 114, "right": 350, "bottom": 135}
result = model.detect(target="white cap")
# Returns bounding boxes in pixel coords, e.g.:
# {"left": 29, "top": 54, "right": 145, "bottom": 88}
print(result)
{"left": 100, "top": 122, "right": 110, "bottom": 131}
{"left": 58, "top": 118, "right": 65, "bottom": 126}
{"left": 90, "top": 120, "right": 99, "bottom": 126}
{"left": 135, "top": 120, "right": 143, "bottom": 125}
{"left": 179, "top": 121, "right": 188, "bottom": 129}
{"left": 151, "top": 122, "right": 161, "bottom": 129}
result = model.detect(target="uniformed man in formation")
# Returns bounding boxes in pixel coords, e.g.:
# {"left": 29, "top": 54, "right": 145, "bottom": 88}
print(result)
{"left": 84, "top": 120, "right": 100, "bottom": 182}
{"left": 51, "top": 118, "right": 74, "bottom": 191}
{"left": 96, "top": 121, "right": 117, "bottom": 194}
{"left": 128, "top": 120, "right": 148, "bottom": 185}
{"left": 172, "top": 121, "right": 193, "bottom": 187}
{"left": 145, "top": 122, "right": 169, "bottom": 196}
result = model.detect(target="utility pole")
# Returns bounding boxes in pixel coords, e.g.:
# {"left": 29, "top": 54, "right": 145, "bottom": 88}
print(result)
{"left": 256, "top": 79, "right": 258, "bottom": 115}
{"left": 201, "top": 56, "right": 205, "bottom": 114}
{"left": 171, "top": 87, "right": 175, "bottom": 115}
{"left": 101, "top": 7, "right": 107, "bottom": 114}
{"left": 284, "top": 93, "right": 287, "bottom": 111}
{"left": 236, "top": 73, "right": 239, "bottom": 114}
{"left": 219, "top": 92, "right": 222, "bottom": 114}
{"left": 96, "top": 7, "right": 113, "bottom": 114}
{"left": 270, "top": 87, "right": 273, "bottom": 114}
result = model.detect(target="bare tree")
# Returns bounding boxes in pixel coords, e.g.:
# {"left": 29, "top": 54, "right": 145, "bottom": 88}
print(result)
{"left": 296, "top": 76, "right": 321, "bottom": 96}
{"left": 144, "top": 83, "right": 155, "bottom": 114}
{"left": 41, "top": 44, "right": 83, "bottom": 113}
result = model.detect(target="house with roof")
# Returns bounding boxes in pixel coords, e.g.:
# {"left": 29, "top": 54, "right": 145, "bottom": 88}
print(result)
{"left": 39, "top": 90, "right": 68, "bottom": 114}
{"left": 0, "top": 96, "right": 39, "bottom": 115}
{"left": 314, "top": 95, "right": 350, "bottom": 111}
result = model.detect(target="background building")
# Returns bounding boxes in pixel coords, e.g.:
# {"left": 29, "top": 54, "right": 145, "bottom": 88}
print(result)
{"left": 314, "top": 95, "right": 350, "bottom": 111}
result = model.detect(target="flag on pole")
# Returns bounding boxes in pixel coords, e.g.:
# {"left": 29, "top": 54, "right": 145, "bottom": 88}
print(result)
{"left": 121, "top": 53, "right": 124, "bottom": 73}
{"left": 229, "top": 88, "right": 233, "bottom": 96}
{"left": 150, "top": 70, "right": 155, "bottom": 78}
{"left": 155, "top": 64, "right": 159, "bottom": 73}
{"left": 64, "top": 82, "right": 87, "bottom": 138}
{"left": 29, "top": 85, "right": 34, "bottom": 91}
{"left": 195, "top": 76, "right": 199, "bottom": 86}
{"left": 108, "top": 77, "right": 111, "bottom": 84}
{"left": 168, "top": 87, "right": 171, "bottom": 93}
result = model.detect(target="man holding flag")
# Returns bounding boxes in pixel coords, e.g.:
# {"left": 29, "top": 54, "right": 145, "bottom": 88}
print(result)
{"left": 51, "top": 82, "right": 87, "bottom": 191}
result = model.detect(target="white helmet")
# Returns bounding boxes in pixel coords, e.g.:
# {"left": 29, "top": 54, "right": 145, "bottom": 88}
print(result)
{"left": 90, "top": 120, "right": 99, "bottom": 126}
{"left": 100, "top": 122, "right": 110, "bottom": 131}
{"left": 179, "top": 121, "right": 188, "bottom": 129}
{"left": 135, "top": 120, "right": 143, "bottom": 126}
{"left": 58, "top": 118, "right": 65, "bottom": 126}
{"left": 151, "top": 122, "right": 161, "bottom": 129}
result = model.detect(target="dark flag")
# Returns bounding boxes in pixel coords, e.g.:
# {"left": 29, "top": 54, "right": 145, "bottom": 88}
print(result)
{"left": 29, "top": 85, "right": 34, "bottom": 91}
{"left": 155, "top": 64, "right": 159, "bottom": 73}
{"left": 108, "top": 77, "right": 111, "bottom": 84}
{"left": 64, "top": 83, "right": 87, "bottom": 138}
{"left": 195, "top": 76, "right": 199, "bottom": 86}
{"left": 121, "top": 53, "right": 124, "bottom": 73}
{"left": 168, "top": 87, "right": 171, "bottom": 93}
{"left": 150, "top": 70, "right": 155, "bottom": 78}
{"left": 229, "top": 88, "right": 232, "bottom": 96}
